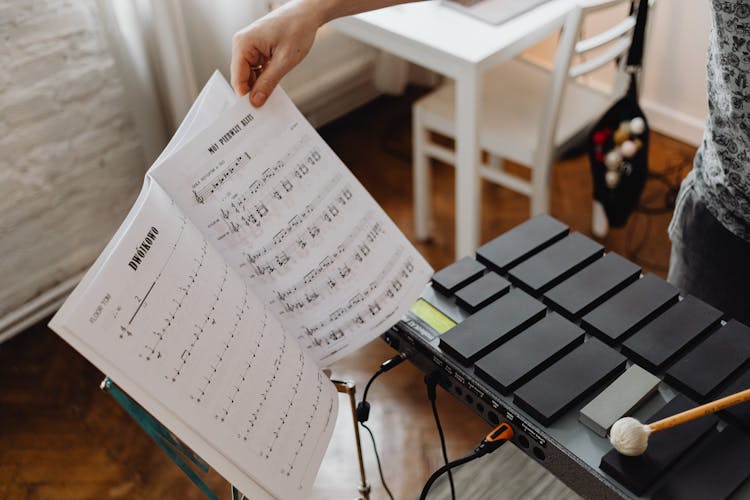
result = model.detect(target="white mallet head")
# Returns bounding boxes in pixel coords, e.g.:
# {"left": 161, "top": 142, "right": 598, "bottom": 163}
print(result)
{"left": 609, "top": 417, "right": 651, "bottom": 456}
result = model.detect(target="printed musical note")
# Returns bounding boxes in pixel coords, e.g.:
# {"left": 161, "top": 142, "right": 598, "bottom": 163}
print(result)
{"left": 282, "top": 370, "right": 332, "bottom": 480}
{"left": 194, "top": 153, "right": 252, "bottom": 204}
{"left": 212, "top": 147, "right": 330, "bottom": 247}
{"left": 192, "top": 289, "right": 250, "bottom": 405}
{"left": 217, "top": 310, "right": 268, "bottom": 422}
{"left": 140, "top": 240, "right": 208, "bottom": 363}
{"left": 264, "top": 353, "right": 305, "bottom": 458}
{"left": 167, "top": 264, "right": 228, "bottom": 383}
{"left": 271, "top": 217, "right": 382, "bottom": 312}
{"left": 241, "top": 336, "right": 288, "bottom": 442}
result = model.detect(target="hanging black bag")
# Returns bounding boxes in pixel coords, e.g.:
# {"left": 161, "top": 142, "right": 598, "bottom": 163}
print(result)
{"left": 588, "top": 0, "right": 650, "bottom": 228}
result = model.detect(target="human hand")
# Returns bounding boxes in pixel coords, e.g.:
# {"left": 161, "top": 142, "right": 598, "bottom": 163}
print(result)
{"left": 231, "top": 1, "right": 323, "bottom": 107}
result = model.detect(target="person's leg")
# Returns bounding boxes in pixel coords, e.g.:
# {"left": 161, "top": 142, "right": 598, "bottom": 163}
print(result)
{"left": 668, "top": 186, "right": 750, "bottom": 325}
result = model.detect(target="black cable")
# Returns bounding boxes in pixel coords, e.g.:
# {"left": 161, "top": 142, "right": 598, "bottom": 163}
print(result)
{"left": 621, "top": 155, "right": 691, "bottom": 272}
{"left": 420, "top": 451, "right": 480, "bottom": 500}
{"left": 419, "top": 423, "right": 514, "bottom": 500}
{"left": 360, "top": 370, "right": 381, "bottom": 407}
{"left": 359, "top": 353, "right": 406, "bottom": 411}
{"left": 361, "top": 422, "right": 394, "bottom": 500}
{"left": 355, "top": 354, "right": 407, "bottom": 500}
{"left": 430, "top": 398, "right": 455, "bottom": 499}
{"left": 635, "top": 157, "right": 689, "bottom": 215}
{"left": 425, "top": 374, "right": 455, "bottom": 500}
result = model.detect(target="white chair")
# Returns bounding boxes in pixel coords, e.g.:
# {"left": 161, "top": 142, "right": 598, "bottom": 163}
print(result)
{"left": 412, "top": 0, "right": 651, "bottom": 240}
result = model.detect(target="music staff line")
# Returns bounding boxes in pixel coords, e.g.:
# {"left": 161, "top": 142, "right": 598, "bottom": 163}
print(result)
{"left": 283, "top": 370, "right": 327, "bottom": 479}
{"left": 168, "top": 265, "right": 229, "bottom": 383}
{"left": 217, "top": 309, "right": 269, "bottom": 423}
{"left": 243, "top": 186, "right": 352, "bottom": 281}
{"left": 273, "top": 217, "right": 383, "bottom": 313}
{"left": 242, "top": 174, "right": 345, "bottom": 268}
{"left": 192, "top": 287, "right": 250, "bottom": 405}
{"left": 302, "top": 251, "right": 417, "bottom": 351}
{"left": 240, "top": 183, "right": 358, "bottom": 282}
{"left": 299, "top": 247, "right": 404, "bottom": 345}
{"left": 264, "top": 353, "right": 305, "bottom": 459}
{"left": 127, "top": 280, "right": 156, "bottom": 326}
{"left": 215, "top": 140, "right": 319, "bottom": 236}
{"left": 289, "top": 381, "right": 335, "bottom": 488}
{"left": 240, "top": 335, "right": 288, "bottom": 443}
{"left": 139, "top": 239, "right": 208, "bottom": 361}
{"left": 194, "top": 153, "right": 252, "bottom": 204}
{"left": 194, "top": 135, "right": 309, "bottom": 205}
{"left": 120, "top": 216, "right": 188, "bottom": 339}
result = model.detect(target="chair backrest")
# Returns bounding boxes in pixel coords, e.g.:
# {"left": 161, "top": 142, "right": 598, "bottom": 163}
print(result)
{"left": 570, "top": 0, "right": 639, "bottom": 79}
{"left": 535, "top": 0, "right": 654, "bottom": 167}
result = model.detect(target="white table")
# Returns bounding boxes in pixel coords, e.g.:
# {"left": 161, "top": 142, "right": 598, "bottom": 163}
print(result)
{"left": 331, "top": 0, "right": 574, "bottom": 257}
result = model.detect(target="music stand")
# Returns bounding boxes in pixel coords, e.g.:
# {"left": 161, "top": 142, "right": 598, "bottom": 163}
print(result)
{"left": 101, "top": 377, "right": 371, "bottom": 499}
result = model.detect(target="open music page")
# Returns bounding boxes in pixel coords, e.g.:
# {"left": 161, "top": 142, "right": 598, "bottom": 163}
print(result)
{"left": 149, "top": 81, "right": 433, "bottom": 365}
{"left": 50, "top": 180, "right": 337, "bottom": 500}
{"left": 50, "top": 71, "right": 433, "bottom": 498}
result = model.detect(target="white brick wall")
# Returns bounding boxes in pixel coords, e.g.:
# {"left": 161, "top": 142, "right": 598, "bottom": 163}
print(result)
{"left": 0, "top": 0, "right": 145, "bottom": 320}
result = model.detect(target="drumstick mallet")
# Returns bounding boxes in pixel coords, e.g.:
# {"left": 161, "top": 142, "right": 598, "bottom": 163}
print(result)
{"left": 609, "top": 387, "right": 750, "bottom": 456}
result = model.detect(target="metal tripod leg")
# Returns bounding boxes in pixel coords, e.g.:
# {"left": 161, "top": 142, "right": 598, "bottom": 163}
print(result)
{"left": 332, "top": 379, "right": 371, "bottom": 500}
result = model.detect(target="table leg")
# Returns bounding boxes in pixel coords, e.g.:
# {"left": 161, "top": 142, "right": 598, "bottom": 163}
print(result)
{"left": 413, "top": 106, "right": 432, "bottom": 241}
{"left": 454, "top": 71, "right": 482, "bottom": 258}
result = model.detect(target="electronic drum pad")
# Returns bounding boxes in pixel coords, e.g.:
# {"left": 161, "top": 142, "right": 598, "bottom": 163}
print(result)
{"left": 385, "top": 215, "right": 750, "bottom": 499}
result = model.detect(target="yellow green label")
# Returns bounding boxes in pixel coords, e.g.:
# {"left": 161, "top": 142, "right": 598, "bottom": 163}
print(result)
{"left": 410, "top": 299, "right": 456, "bottom": 334}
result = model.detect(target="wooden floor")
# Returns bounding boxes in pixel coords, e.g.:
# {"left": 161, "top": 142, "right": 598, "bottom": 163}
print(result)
{"left": 0, "top": 88, "right": 697, "bottom": 499}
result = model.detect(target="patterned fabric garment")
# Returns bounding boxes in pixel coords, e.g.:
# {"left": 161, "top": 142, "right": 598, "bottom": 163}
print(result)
{"left": 675, "top": 0, "right": 750, "bottom": 242}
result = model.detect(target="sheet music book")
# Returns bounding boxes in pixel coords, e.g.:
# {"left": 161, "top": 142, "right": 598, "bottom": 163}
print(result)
{"left": 49, "top": 72, "right": 433, "bottom": 500}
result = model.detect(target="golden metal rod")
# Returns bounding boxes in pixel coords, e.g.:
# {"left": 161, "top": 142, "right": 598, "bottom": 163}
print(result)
{"left": 333, "top": 379, "right": 371, "bottom": 500}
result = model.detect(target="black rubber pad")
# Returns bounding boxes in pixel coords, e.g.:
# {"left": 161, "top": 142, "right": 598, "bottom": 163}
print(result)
{"left": 665, "top": 320, "right": 750, "bottom": 401}
{"left": 431, "top": 256, "right": 485, "bottom": 296}
{"left": 544, "top": 252, "right": 641, "bottom": 319}
{"left": 438, "top": 289, "right": 546, "bottom": 364}
{"left": 621, "top": 295, "right": 723, "bottom": 371}
{"left": 716, "top": 368, "right": 750, "bottom": 432}
{"left": 513, "top": 338, "right": 626, "bottom": 426}
{"left": 651, "top": 426, "right": 750, "bottom": 500}
{"left": 476, "top": 214, "right": 568, "bottom": 273}
{"left": 582, "top": 274, "right": 679, "bottom": 344}
{"left": 474, "top": 313, "right": 584, "bottom": 394}
{"left": 508, "top": 232, "right": 603, "bottom": 294}
{"left": 599, "top": 394, "right": 717, "bottom": 496}
{"left": 454, "top": 272, "right": 511, "bottom": 313}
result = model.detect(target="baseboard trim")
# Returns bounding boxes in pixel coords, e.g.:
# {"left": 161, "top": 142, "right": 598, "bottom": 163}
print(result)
{"left": 0, "top": 273, "right": 83, "bottom": 343}
{"left": 299, "top": 78, "right": 381, "bottom": 129}
{"left": 640, "top": 98, "right": 705, "bottom": 147}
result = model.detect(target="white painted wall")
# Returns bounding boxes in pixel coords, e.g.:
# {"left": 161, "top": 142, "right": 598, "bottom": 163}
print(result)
{"left": 526, "top": 0, "right": 711, "bottom": 146}
{"left": 639, "top": 0, "right": 710, "bottom": 146}
{"left": 177, "top": 0, "right": 261, "bottom": 90}
{"left": 1, "top": 0, "right": 145, "bottom": 339}
{"left": 176, "top": 0, "right": 387, "bottom": 127}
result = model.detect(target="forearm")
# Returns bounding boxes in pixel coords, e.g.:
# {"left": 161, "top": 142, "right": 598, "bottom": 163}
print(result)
{"left": 232, "top": 0, "right": 420, "bottom": 103}
{"left": 308, "top": 0, "right": 420, "bottom": 25}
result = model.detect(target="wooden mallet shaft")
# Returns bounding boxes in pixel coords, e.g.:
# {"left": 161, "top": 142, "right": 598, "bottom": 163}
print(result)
{"left": 649, "top": 388, "right": 750, "bottom": 433}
